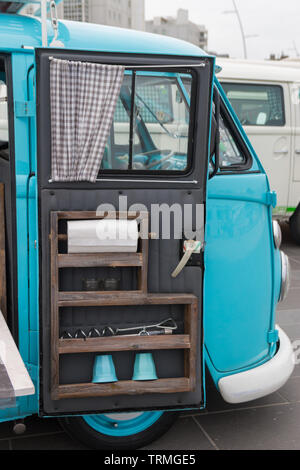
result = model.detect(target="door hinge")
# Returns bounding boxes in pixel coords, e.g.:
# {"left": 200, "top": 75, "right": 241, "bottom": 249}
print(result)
{"left": 266, "top": 191, "right": 277, "bottom": 208}
{"left": 267, "top": 329, "right": 279, "bottom": 344}
{"left": 14, "top": 100, "right": 35, "bottom": 118}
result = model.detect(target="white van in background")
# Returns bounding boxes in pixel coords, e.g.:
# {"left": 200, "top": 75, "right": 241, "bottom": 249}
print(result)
{"left": 0, "top": 81, "right": 8, "bottom": 143}
{"left": 218, "top": 59, "right": 300, "bottom": 243}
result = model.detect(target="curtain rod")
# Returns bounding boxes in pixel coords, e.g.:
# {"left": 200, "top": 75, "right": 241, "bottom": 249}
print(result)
{"left": 48, "top": 57, "right": 206, "bottom": 69}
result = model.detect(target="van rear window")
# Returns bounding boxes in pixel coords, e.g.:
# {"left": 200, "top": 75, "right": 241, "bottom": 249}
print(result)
{"left": 221, "top": 83, "right": 285, "bottom": 127}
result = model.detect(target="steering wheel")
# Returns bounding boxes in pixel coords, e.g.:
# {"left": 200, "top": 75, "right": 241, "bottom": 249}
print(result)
{"left": 133, "top": 149, "right": 175, "bottom": 170}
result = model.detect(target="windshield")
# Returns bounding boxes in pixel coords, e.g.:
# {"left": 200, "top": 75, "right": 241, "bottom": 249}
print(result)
{"left": 100, "top": 70, "right": 193, "bottom": 172}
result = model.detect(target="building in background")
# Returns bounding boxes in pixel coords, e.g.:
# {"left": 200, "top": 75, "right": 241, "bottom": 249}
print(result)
{"left": 55, "top": 0, "right": 145, "bottom": 31}
{"left": 146, "top": 9, "right": 208, "bottom": 50}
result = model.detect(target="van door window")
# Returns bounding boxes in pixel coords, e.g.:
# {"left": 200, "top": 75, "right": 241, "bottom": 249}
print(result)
{"left": 0, "top": 60, "right": 9, "bottom": 160}
{"left": 219, "top": 113, "right": 246, "bottom": 168}
{"left": 221, "top": 83, "right": 285, "bottom": 127}
{"left": 100, "top": 71, "right": 193, "bottom": 173}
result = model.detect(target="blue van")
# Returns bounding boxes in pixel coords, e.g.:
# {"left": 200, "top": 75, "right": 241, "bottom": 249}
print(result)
{"left": 0, "top": 1, "right": 295, "bottom": 450}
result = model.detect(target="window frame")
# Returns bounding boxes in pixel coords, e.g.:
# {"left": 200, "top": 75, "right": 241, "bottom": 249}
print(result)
{"left": 112, "top": 74, "right": 174, "bottom": 125}
{"left": 217, "top": 97, "right": 253, "bottom": 174}
{"left": 133, "top": 75, "right": 174, "bottom": 125}
{"left": 0, "top": 56, "right": 12, "bottom": 162}
{"left": 36, "top": 48, "right": 214, "bottom": 189}
{"left": 0, "top": 53, "right": 19, "bottom": 342}
{"left": 221, "top": 81, "right": 286, "bottom": 128}
{"left": 98, "top": 67, "right": 197, "bottom": 177}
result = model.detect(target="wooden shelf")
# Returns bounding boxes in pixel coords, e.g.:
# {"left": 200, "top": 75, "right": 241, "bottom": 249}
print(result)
{"left": 59, "top": 334, "right": 191, "bottom": 354}
{"left": 55, "top": 210, "right": 146, "bottom": 221}
{"left": 58, "top": 252, "right": 143, "bottom": 268}
{"left": 50, "top": 211, "right": 199, "bottom": 401}
{"left": 54, "top": 378, "right": 191, "bottom": 399}
{"left": 52, "top": 210, "right": 149, "bottom": 295}
{"left": 58, "top": 292, "right": 197, "bottom": 307}
{"left": 58, "top": 290, "right": 142, "bottom": 306}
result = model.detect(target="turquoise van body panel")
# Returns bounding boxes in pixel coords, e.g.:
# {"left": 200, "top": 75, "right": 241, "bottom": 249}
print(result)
{"left": 203, "top": 80, "right": 280, "bottom": 376}
{"left": 0, "top": 13, "right": 208, "bottom": 57}
{"left": 0, "top": 14, "right": 283, "bottom": 421}
{"left": 205, "top": 173, "right": 277, "bottom": 373}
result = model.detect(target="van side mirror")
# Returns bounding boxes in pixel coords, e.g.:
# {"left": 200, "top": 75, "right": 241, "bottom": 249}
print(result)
{"left": 209, "top": 89, "right": 220, "bottom": 179}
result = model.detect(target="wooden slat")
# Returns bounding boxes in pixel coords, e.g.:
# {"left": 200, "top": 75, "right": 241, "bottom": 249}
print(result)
{"left": 0, "top": 184, "right": 6, "bottom": 321}
{"left": 55, "top": 378, "right": 191, "bottom": 399}
{"left": 184, "top": 300, "right": 198, "bottom": 391}
{"left": 138, "top": 212, "right": 149, "bottom": 294}
{"left": 58, "top": 252, "right": 143, "bottom": 268}
{"left": 189, "top": 300, "right": 198, "bottom": 391}
{"left": 58, "top": 290, "right": 143, "bottom": 306}
{"left": 58, "top": 334, "right": 191, "bottom": 354}
{"left": 58, "top": 291, "right": 197, "bottom": 307}
{"left": 59, "top": 233, "right": 157, "bottom": 241}
{"left": 56, "top": 211, "right": 145, "bottom": 220}
{"left": 50, "top": 212, "right": 60, "bottom": 395}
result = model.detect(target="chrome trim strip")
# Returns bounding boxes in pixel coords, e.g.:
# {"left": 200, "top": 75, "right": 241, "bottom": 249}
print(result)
{"left": 48, "top": 178, "right": 198, "bottom": 184}
{"left": 48, "top": 58, "right": 206, "bottom": 69}
{"left": 95, "top": 178, "right": 198, "bottom": 184}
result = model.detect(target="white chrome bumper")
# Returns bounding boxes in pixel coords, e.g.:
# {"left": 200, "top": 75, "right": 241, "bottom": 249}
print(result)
{"left": 218, "top": 326, "right": 294, "bottom": 404}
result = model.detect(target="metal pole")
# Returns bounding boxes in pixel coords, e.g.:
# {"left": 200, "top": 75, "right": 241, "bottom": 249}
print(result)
{"left": 82, "top": 0, "right": 86, "bottom": 22}
{"left": 41, "top": 0, "right": 48, "bottom": 47}
{"left": 232, "top": 0, "right": 247, "bottom": 59}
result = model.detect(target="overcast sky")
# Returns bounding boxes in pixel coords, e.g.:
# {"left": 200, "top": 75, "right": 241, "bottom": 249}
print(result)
{"left": 145, "top": 0, "right": 300, "bottom": 60}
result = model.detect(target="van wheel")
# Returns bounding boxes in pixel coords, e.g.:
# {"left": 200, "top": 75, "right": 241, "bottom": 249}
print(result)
{"left": 290, "top": 205, "right": 300, "bottom": 245}
{"left": 59, "top": 411, "right": 178, "bottom": 450}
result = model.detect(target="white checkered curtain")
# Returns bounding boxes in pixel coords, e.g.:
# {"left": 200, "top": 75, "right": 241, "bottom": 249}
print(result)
{"left": 50, "top": 58, "right": 125, "bottom": 182}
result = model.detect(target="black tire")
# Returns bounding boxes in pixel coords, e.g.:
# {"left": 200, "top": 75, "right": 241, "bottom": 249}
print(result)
{"left": 290, "top": 205, "right": 300, "bottom": 245}
{"left": 59, "top": 411, "right": 178, "bottom": 450}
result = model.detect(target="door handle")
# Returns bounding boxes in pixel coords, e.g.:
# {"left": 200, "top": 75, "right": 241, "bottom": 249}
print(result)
{"left": 171, "top": 240, "right": 202, "bottom": 278}
{"left": 295, "top": 149, "right": 300, "bottom": 155}
{"left": 274, "top": 149, "right": 288, "bottom": 154}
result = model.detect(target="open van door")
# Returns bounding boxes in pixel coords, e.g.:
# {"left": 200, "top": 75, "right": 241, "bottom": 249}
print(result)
{"left": 0, "top": 55, "right": 35, "bottom": 408}
{"left": 35, "top": 48, "right": 214, "bottom": 416}
{"left": 0, "top": 184, "right": 34, "bottom": 403}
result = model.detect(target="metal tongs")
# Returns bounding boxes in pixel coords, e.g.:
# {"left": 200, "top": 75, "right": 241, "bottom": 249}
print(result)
{"left": 114, "top": 318, "right": 178, "bottom": 336}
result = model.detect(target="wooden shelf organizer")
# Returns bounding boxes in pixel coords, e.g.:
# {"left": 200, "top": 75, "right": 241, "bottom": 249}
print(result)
{"left": 50, "top": 211, "right": 198, "bottom": 400}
